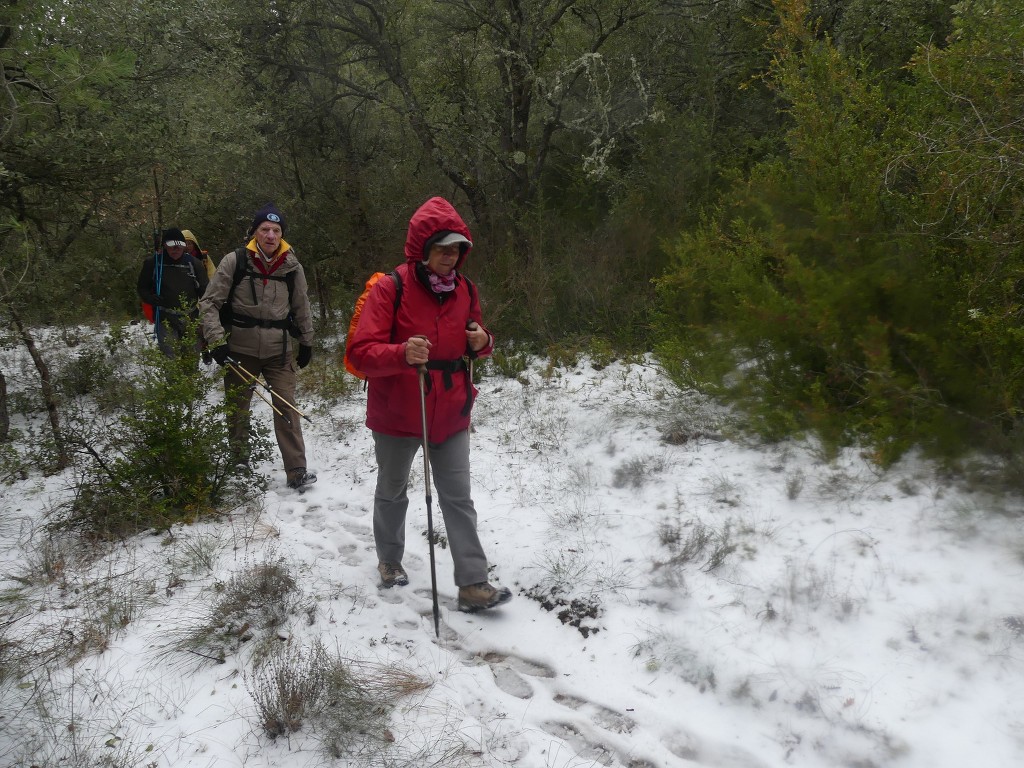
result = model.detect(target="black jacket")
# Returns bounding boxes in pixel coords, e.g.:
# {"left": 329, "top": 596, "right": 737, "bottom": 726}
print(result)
{"left": 137, "top": 251, "right": 209, "bottom": 315}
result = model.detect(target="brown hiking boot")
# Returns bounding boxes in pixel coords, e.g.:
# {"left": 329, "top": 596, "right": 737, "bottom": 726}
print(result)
{"left": 457, "top": 582, "right": 512, "bottom": 612}
{"left": 377, "top": 562, "right": 409, "bottom": 588}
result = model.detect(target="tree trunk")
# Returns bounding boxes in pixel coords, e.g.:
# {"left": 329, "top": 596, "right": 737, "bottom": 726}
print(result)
{"left": 314, "top": 262, "right": 331, "bottom": 322}
{"left": 6, "top": 302, "right": 68, "bottom": 468}
{"left": 0, "top": 367, "right": 9, "bottom": 442}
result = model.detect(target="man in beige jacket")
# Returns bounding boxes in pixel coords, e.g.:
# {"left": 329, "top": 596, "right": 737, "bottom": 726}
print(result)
{"left": 199, "top": 203, "right": 316, "bottom": 490}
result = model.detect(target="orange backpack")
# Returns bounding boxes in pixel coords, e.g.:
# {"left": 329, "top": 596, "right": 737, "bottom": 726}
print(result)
{"left": 343, "top": 270, "right": 401, "bottom": 379}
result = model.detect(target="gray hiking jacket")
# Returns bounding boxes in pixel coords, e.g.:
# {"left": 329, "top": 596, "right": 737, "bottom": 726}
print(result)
{"left": 199, "top": 242, "right": 314, "bottom": 360}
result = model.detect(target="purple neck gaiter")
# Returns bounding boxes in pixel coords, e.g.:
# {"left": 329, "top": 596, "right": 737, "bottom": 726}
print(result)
{"left": 428, "top": 270, "right": 457, "bottom": 293}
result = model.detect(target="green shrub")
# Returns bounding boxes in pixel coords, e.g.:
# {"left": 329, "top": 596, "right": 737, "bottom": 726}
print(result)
{"left": 654, "top": 6, "right": 1024, "bottom": 466}
{"left": 545, "top": 339, "right": 584, "bottom": 371}
{"left": 54, "top": 346, "right": 116, "bottom": 399}
{"left": 298, "top": 348, "right": 358, "bottom": 406}
{"left": 489, "top": 345, "right": 530, "bottom": 379}
{"left": 53, "top": 331, "right": 272, "bottom": 537}
{"left": 0, "top": 438, "right": 29, "bottom": 484}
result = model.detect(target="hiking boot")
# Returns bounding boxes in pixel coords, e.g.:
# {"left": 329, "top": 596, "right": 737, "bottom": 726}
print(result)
{"left": 457, "top": 582, "right": 512, "bottom": 612}
{"left": 378, "top": 562, "right": 409, "bottom": 588}
{"left": 286, "top": 469, "right": 317, "bottom": 490}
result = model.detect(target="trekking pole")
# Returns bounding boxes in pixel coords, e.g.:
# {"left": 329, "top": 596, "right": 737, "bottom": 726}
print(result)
{"left": 419, "top": 363, "right": 441, "bottom": 639}
{"left": 249, "top": 383, "right": 290, "bottom": 423}
{"left": 466, "top": 320, "right": 478, "bottom": 384}
{"left": 226, "top": 356, "right": 311, "bottom": 423}
{"left": 226, "top": 362, "right": 290, "bottom": 424}
{"left": 152, "top": 229, "right": 163, "bottom": 342}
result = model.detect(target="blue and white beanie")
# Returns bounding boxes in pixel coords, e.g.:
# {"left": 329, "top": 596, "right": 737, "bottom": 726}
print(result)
{"left": 250, "top": 203, "right": 286, "bottom": 235}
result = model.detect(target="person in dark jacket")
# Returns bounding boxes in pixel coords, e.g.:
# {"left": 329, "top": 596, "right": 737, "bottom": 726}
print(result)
{"left": 347, "top": 196, "right": 511, "bottom": 612}
{"left": 198, "top": 203, "right": 316, "bottom": 491}
{"left": 137, "top": 227, "right": 209, "bottom": 358}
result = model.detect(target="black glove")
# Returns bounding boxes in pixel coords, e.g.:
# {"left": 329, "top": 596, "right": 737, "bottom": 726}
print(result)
{"left": 211, "top": 345, "right": 231, "bottom": 366}
{"left": 201, "top": 349, "right": 213, "bottom": 365}
{"left": 297, "top": 344, "right": 312, "bottom": 369}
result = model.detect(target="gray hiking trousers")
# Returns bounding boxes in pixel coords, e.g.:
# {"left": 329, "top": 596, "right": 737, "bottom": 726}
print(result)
{"left": 372, "top": 429, "right": 489, "bottom": 587}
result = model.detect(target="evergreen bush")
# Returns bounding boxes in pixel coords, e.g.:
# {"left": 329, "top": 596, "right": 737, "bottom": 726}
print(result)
{"left": 53, "top": 328, "right": 272, "bottom": 537}
{"left": 655, "top": 1, "right": 1024, "bottom": 467}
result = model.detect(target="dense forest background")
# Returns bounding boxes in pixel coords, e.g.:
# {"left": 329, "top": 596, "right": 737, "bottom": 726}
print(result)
{"left": 3, "top": 0, "right": 1024, "bottom": 471}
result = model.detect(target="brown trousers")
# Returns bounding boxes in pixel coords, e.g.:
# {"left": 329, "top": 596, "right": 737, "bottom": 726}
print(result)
{"left": 224, "top": 351, "right": 307, "bottom": 473}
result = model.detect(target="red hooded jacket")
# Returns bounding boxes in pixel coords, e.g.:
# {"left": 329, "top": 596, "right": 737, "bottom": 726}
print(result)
{"left": 348, "top": 197, "right": 494, "bottom": 443}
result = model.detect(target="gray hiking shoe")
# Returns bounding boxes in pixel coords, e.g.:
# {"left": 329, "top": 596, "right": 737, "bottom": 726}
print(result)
{"left": 378, "top": 562, "right": 409, "bottom": 588}
{"left": 457, "top": 582, "right": 512, "bottom": 612}
{"left": 286, "top": 469, "right": 317, "bottom": 489}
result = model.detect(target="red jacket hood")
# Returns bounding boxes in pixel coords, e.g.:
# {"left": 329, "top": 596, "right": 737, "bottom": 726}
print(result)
{"left": 404, "top": 197, "right": 473, "bottom": 270}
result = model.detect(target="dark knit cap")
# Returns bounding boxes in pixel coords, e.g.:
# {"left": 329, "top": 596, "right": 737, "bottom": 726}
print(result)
{"left": 250, "top": 203, "right": 286, "bottom": 235}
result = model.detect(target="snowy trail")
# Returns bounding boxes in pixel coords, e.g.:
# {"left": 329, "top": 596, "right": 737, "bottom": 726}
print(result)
{"left": 4, "top": 348, "right": 1024, "bottom": 767}
{"left": 266, "top": 432, "right": 707, "bottom": 768}
{"left": 245, "top": 363, "right": 780, "bottom": 768}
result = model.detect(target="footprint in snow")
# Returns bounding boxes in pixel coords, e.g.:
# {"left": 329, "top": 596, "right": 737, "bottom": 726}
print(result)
{"left": 297, "top": 512, "right": 327, "bottom": 532}
{"left": 335, "top": 542, "right": 364, "bottom": 567}
{"left": 541, "top": 721, "right": 617, "bottom": 767}
{"left": 472, "top": 657, "right": 652, "bottom": 766}
{"left": 490, "top": 665, "right": 533, "bottom": 699}
{"left": 330, "top": 501, "right": 369, "bottom": 519}
{"left": 377, "top": 588, "right": 404, "bottom": 605}
{"left": 479, "top": 650, "right": 555, "bottom": 678}
{"left": 467, "top": 651, "right": 556, "bottom": 700}
{"left": 553, "top": 693, "right": 636, "bottom": 734}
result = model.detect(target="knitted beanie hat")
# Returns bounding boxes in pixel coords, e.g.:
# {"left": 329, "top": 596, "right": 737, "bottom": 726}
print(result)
{"left": 250, "top": 203, "right": 286, "bottom": 235}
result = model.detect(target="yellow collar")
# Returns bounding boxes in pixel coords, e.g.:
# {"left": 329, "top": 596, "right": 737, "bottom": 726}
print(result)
{"left": 246, "top": 238, "right": 291, "bottom": 260}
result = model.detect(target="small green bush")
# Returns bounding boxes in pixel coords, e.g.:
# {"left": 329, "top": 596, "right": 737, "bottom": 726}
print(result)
{"left": 0, "top": 438, "right": 28, "bottom": 484}
{"left": 546, "top": 339, "right": 583, "bottom": 371}
{"left": 55, "top": 346, "right": 115, "bottom": 399}
{"left": 298, "top": 349, "right": 358, "bottom": 405}
{"left": 489, "top": 345, "right": 530, "bottom": 379}
{"left": 53, "top": 330, "right": 272, "bottom": 537}
{"left": 51, "top": 326, "right": 137, "bottom": 412}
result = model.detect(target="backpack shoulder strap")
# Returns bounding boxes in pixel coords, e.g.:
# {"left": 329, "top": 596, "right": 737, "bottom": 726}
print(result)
{"left": 152, "top": 252, "right": 164, "bottom": 294}
{"left": 185, "top": 256, "right": 201, "bottom": 289}
{"left": 231, "top": 247, "right": 248, "bottom": 287}
{"left": 224, "top": 246, "right": 249, "bottom": 305}
{"left": 389, "top": 269, "right": 402, "bottom": 311}
{"left": 227, "top": 248, "right": 298, "bottom": 308}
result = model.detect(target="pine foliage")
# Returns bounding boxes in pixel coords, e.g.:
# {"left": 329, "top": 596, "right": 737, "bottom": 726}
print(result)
{"left": 52, "top": 331, "right": 272, "bottom": 537}
{"left": 656, "top": 0, "right": 1024, "bottom": 464}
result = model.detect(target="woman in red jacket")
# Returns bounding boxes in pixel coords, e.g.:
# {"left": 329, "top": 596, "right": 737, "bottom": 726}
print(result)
{"left": 348, "top": 196, "right": 511, "bottom": 612}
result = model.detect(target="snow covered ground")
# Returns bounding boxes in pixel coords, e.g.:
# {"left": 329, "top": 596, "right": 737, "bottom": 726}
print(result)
{"left": 3, "top": 328, "right": 1024, "bottom": 767}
